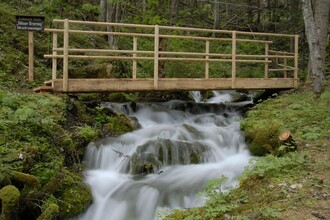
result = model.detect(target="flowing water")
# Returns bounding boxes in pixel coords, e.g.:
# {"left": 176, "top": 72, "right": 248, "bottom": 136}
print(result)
{"left": 77, "top": 91, "right": 252, "bottom": 220}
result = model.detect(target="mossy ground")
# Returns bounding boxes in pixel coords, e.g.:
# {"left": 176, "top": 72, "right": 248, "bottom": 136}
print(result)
{"left": 0, "top": 89, "right": 135, "bottom": 219}
{"left": 164, "top": 85, "right": 330, "bottom": 220}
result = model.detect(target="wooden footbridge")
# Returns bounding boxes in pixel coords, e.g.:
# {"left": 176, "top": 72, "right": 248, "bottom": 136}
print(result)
{"left": 34, "top": 19, "right": 299, "bottom": 93}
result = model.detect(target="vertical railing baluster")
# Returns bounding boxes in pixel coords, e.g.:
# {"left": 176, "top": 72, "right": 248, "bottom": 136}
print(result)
{"left": 231, "top": 31, "right": 237, "bottom": 88}
{"left": 154, "top": 25, "right": 159, "bottom": 90}
{"left": 205, "top": 40, "right": 209, "bottom": 79}
{"left": 133, "top": 36, "right": 137, "bottom": 79}
{"left": 264, "top": 42, "right": 269, "bottom": 78}
{"left": 284, "top": 57, "right": 288, "bottom": 78}
{"left": 63, "top": 19, "right": 69, "bottom": 92}
{"left": 28, "top": 32, "right": 34, "bottom": 81}
{"left": 52, "top": 32, "right": 58, "bottom": 82}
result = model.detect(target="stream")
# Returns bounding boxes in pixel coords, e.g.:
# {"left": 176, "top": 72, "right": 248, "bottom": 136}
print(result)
{"left": 77, "top": 91, "right": 252, "bottom": 220}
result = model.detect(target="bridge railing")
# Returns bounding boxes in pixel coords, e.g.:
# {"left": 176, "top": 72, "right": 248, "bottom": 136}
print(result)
{"left": 44, "top": 19, "right": 298, "bottom": 92}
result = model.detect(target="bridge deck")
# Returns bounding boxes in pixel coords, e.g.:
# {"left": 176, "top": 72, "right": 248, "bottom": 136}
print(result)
{"left": 45, "top": 78, "right": 294, "bottom": 93}
{"left": 35, "top": 19, "right": 299, "bottom": 93}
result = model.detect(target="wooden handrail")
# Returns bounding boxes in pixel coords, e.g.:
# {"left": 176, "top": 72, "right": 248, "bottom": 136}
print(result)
{"left": 52, "top": 19, "right": 296, "bottom": 38}
{"left": 51, "top": 48, "right": 294, "bottom": 59}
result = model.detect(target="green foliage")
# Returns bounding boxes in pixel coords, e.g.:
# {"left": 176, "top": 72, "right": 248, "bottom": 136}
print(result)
{"left": 75, "top": 125, "right": 100, "bottom": 142}
{"left": 242, "top": 118, "right": 282, "bottom": 156}
{"left": 242, "top": 91, "right": 330, "bottom": 155}
{"left": 0, "top": 91, "right": 100, "bottom": 218}
{"left": 240, "top": 153, "right": 305, "bottom": 180}
{"left": 104, "top": 115, "right": 134, "bottom": 135}
{"left": 202, "top": 176, "right": 239, "bottom": 218}
{"left": 56, "top": 169, "right": 92, "bottom": 219}
{"left": 259, "top": 208, "right": 280, "bottom": 219}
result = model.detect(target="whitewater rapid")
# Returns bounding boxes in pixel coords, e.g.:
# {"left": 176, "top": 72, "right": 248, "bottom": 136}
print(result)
{"left": 77, "top": 91, "right": 252, "bottom": 220}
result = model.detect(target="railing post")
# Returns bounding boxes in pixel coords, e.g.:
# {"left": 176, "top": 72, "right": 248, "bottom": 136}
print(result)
{"left": 154, "top": 25, "right": 159, "bottom": 90}
{"left": 63, "top": 19, "right": 69, "bottom": 92}
{"left": 283, "top": 57, "right": 288, "bottom": 78}
{"left": 133, "top": 36, "right": 137, "bottom": 79}
{"left": 28, "top": 32, "right": 34, "bottom": 81}
{"left": 294, "top": 35, "right": 299, "bottom": 87}
{"left": 205, "top": 40, "right": 209, "bottom": 79}
{"left": 231, "top": 31, "right": 237, "bottom": 88}
{"left": 52, "top": 32, "right": 58, "bottom": 81}
{"left": 264, "top": 42, "right": 269, "bottom": 78}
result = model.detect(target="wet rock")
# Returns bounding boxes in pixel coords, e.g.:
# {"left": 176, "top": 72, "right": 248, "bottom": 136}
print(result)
{"left": 130, "top": 139, "right": 208, "bottom": 175}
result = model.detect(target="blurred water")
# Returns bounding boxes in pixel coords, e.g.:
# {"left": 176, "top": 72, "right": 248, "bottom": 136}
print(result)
{"left": 77, "top": 91, "right": 252, "bottom": 220}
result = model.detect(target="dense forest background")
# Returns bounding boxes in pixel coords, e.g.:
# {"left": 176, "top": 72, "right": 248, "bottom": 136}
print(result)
{"left": 1, "top": 0, "right": 329, "bottom": 92}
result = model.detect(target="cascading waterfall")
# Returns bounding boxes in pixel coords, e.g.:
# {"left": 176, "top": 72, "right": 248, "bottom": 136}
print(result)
{"left": 77, "top": 91, "right": 252, "bottom": 220}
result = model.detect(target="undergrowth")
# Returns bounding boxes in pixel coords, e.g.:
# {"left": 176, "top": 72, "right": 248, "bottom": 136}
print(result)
{"left": 164, "top": 89, "right": 330, "bottom": 220}
{"left": 241, "top": 91, "right": 330, "bottom": 155}
{"left": 0, "top": 90, "right": 135, "bottom": 219}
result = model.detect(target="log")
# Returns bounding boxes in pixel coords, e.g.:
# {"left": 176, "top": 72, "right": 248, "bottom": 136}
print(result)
{"left": 279, "top": 130, "right": 293, "bottom": 142}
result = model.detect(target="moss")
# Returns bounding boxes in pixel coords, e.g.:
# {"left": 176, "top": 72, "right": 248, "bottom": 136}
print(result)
{"left": 56, "top": 170, "right": 92, "bottom": 219}
{"left": 36, "top": 204, "right": 59, "bottom": 220}
{"left": 10, "top": 171, "right": 41, "bottom": 190}
{"left": 42, "top": 172, "right": 65, "bottom": 195}
{"left": 103, "top": 115, "right": 134, "bottom": 135}
{"left": 244, "top": 119, "right": 282, "bottom": 156}
{"left": 0, "top": 185, "right": 20, "bottom": 220}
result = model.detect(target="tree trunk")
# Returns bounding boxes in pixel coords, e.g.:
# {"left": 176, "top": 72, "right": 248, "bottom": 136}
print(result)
{"left": 142, "top": 0, "right": 147, "bottom": 13}
{"left": 302, "top": 0, "right": 328, "bottom": 94}
{"left": 170, "top": 0, "right": 179, "bottom": 25}
{"left": 315, "top": 0, "right": 330, "bottom": 66}
{"left": 105, "top": 1, "right": 122, "bottom": 49}
{"left": 99, "top": 0, "right": 107, "bottom": 22}
{"left": 213, "top": 0, "right": 220, "bottom": 30}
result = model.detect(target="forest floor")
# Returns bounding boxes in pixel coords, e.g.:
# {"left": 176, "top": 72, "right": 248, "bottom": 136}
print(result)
{"left": 281, "top": 139, "right": 330, "bottom": 220}
{"left": 165, "top": 83, "right": 330, "bottom": 220}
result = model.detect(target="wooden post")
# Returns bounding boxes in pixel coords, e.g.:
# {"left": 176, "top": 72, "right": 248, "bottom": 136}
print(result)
{"left": 52, "top": 32, "right": 58, "bottom": 80}
{"left": 264, "top": 42, "right": 269, "bottom": 78}
{"left": 28, "top": 32, "right": 34, "bottom": 81}
{"left": 231, "top": 31, "right": 237, "bottom": 88}
{"left": 133, "top": 36, "right": 137, "bottom": 79}
{"left": 63, "top": 19, "right": 69, "bottom": 92}
{"left": 153, "top": 25, "right": 159, "bottom": 89}
{"left": 294, "top": 35, "right": 299, "bottom": 87}
{"left": 205, "top": 40, "right": 209, "bottom": 78}
{"left": 283, "top": 57, "right": 288, "bottom": 78}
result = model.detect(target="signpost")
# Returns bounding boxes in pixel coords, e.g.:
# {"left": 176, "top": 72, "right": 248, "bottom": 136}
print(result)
{"left": 16, "top": 15, "right": 45, "bottom": 81}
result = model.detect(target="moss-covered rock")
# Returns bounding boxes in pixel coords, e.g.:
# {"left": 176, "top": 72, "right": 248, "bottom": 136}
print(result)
{"left": 41, "top": 172, "right": 65, "bottom": 196}
{"left": 36, "top": 204, "right": 59, "bottom": 220}
{"left": 10, "top": 171, "right": 41, "bottom": 190}
{"left": 56, "top": 170, "right": 92, "bottom": 219}
{"left": 0, "top": 185, "right": 20, "bottom": 220}
{"left": 244, "top": 119, "right": 282, "bottom": 156}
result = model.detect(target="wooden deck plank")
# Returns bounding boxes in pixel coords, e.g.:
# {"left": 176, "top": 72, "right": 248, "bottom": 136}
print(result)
{"left": 50, "top": 78, "right": 294, "bottom": 93}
